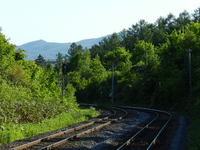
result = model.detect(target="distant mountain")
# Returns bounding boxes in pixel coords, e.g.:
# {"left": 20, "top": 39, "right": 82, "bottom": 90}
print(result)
{"left": 17, "top": 36, "right": 105, "bottom": 60}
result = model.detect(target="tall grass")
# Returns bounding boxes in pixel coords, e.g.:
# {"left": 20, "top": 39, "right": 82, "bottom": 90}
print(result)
{"left": 0, "top": 107, "right": 99, "bottom": 145}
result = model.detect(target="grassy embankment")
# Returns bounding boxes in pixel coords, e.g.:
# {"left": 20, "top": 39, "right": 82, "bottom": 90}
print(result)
{"left": 0, "top": 107, "right": 99, "bottom": 145}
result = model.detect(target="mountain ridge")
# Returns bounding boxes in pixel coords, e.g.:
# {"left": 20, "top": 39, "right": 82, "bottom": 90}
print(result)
{"left": 17, "top": 36, "right": 106, "bottom": 60}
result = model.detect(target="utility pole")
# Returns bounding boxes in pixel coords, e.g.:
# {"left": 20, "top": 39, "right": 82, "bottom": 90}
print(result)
{"left": 61, "top": 62, "right": 67, "bottom": 100}
{"left": 188, "top": 49, "right": 192, "bottom": 94}
{"left": 145, "top": 50, "right": 147, "bottom": 66}
{"left": 111, "top": 63, "right": 115, "bottom": 104}
{"left": 61, "top": 70, "right": 64, "bottom": 99}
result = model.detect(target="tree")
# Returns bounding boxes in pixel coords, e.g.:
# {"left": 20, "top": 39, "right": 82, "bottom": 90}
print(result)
{"left": 192, "top": 7, "right": 200, "bottom": 22}
{"left": 68, "top": 43, "right": 84, "bottom": 57}
{"left": 176, "top": 10, "right": 191, "bottom": 28}
{"left": 133, "top": 41, "right": 159, "bottom": 71}
{"left": 35, "top": 54, "right": 45, "bottom": 67}
{"left": 15, "top": 49, "right": 26, "bottom": 61}
{"left": 89, "top": 55, "right": 108, "bottom": 85}
{"left": 153, "top": 22, "right": 200, "bottom": 107}
{"left": 104, "top": 47, "right": 132, "bottom": 71}
{"left": 0, "top": 29, "right": 16, "bottom": 76}
{"left": 90, "top": 33, "right": 122, "bottom": 61}
{"left": 66, "top": 43, "right": 85, "bottom": 72}
{"left": 152, "top": 14, "right": 176, "bottom": 45}
{"left": 55, "top": 52, "right": 64, "bottom": 74}
{"left": 67, "top": 50, "right": 91, "bottom": 91}
{"left": 155, "top": 14, "right": 177, "bottom": 32}
{"left": 121, "top": 20, "right": 164, "bottom": 50}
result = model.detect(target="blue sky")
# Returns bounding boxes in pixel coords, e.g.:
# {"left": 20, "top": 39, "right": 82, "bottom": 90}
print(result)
{"left": 0, "top": 0, "right": 199, "bottom": 45}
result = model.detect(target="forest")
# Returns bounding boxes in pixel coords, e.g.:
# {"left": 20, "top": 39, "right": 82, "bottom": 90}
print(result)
{"left": 48, "top": 8, "right": 200, "bottom": 109}
{"left": 1, "top": 7, "right": 200, "bottom": 149}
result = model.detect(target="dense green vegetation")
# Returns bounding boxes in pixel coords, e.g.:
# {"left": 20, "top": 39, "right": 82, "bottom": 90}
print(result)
{"left": 0, "top": 7, "right": 200, "bottom": 148}
{"left": 0, "top": 109, "right": 98, "bottom": 144}
{"left": 58, "top": 8, "right": 200, "bottom": 109}
{"left": 0, "top": 29, "right": 99, "bottom": 145}
{"left": 47, "top": 8, "right": 199, "bottom": 149}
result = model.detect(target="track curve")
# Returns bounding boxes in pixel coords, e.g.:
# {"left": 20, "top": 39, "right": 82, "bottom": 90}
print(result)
{"left": 116, "top": 106, "right": 172, "bottom": 150}
{"left": 10, "top": 106, "right": 128, "bottom": 150}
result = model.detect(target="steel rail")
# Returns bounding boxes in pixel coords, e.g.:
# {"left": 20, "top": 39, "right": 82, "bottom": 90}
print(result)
{"left": 146, "top": 110, "right": 172, "bottom": 150}
{"left": 111, "top": 107, "right": 128, "bottom": 120}
{"left": 40, "top": 121, "right": 112, "bottom": 150}
{"left": 116, "top": 106, "right": 172, "bottom": 150}
{"left": 40, "top": 107, "right": 128, "bottom": 150}
{"left": 116, "top": 112, "right": 159, "bottom": 150}
{"left": 11, "top": 106, "right": 128, "bottom": 150}
{"left": 11, "top": 108, "right": 113, "bottom": 150}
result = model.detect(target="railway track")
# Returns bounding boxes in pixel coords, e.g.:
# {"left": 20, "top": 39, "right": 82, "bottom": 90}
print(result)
{"left": 8, "top": 105, "right": 172, "bottom": 150}
{"left": 116, "top": 107, "right": 172, "bottom": 150}
{"left": 11, "top": 106, "right": 128, "bottom": 150}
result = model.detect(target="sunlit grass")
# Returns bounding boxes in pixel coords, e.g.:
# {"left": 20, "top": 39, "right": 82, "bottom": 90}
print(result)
{"left": 0, "top": 107, "right": 99, "bottom": 145}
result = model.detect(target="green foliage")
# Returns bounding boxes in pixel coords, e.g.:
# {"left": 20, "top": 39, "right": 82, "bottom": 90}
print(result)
{"left": 105, "top": 47, "right": 132, "bottom": 71}
{"left": 90, "top": 33, "right": 122, "bottom": 62}
{"left": 1, "top": 8, "right": 200, "bottom": 147}
{"left": 55, "top": 52, "right": 64, "bottom": 74}
{"left": 8, "top": 64, "right": 26, "bottom": 84}
{"left": 64, "top": 10, "right": 200, "bottom": 107}
{"left": 192, "top": 7, "right": 200, "bottom": 22}
{"left": 0, "top": 30, "right": 100, "bottom": 145}
{"left": 89, "top": 55, "right": 108, "bottom": 84}
{"left": 0, "top": 108, "right": 99, "bottom": 145}
{"left": 62, "top": 84, "right": 77, "bottom": 105}
{"left": 47, "top": 9, "right": 200, "bottom": 149}
{"left": 133, "top": 41, "right": 159, "bottom": 70}
{"left": 35, "top": 54, "right": 45, "bottom": 67}
{"left": 153, "top": 22, "right": 200, "bottom": 107}
{"left": 68, "top": 43, "right": 84, "bottom": 57}
{"left": 67, "top": 51, "right": 108, "bottom": 91}
{"left": 14, "top": 49, "right": 26, "bottom": 61}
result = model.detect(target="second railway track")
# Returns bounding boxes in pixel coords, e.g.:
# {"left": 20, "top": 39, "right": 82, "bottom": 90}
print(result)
{"left": 10, "top": 106, "right": 128, "bottom": 150}
{"left": 5, "top": 105, "right": 173, "bottom": 150}
{"left": 116, "top": 107, "right": 172, "bottom": 150}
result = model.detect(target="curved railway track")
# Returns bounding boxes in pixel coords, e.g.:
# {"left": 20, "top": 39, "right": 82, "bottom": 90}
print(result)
{"left": 11, "top": 106, "right": 128, "bottom": 150}
{"left": 7, "top": 105, "right": 172, "bottom": 150}
{"left": 116, "top": 107, "right": 172, "bottom": 150}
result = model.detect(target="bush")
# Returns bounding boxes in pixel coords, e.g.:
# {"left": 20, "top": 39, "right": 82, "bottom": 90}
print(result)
{"left": 0, "top": 108, "right": 99, "bottom": 145}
